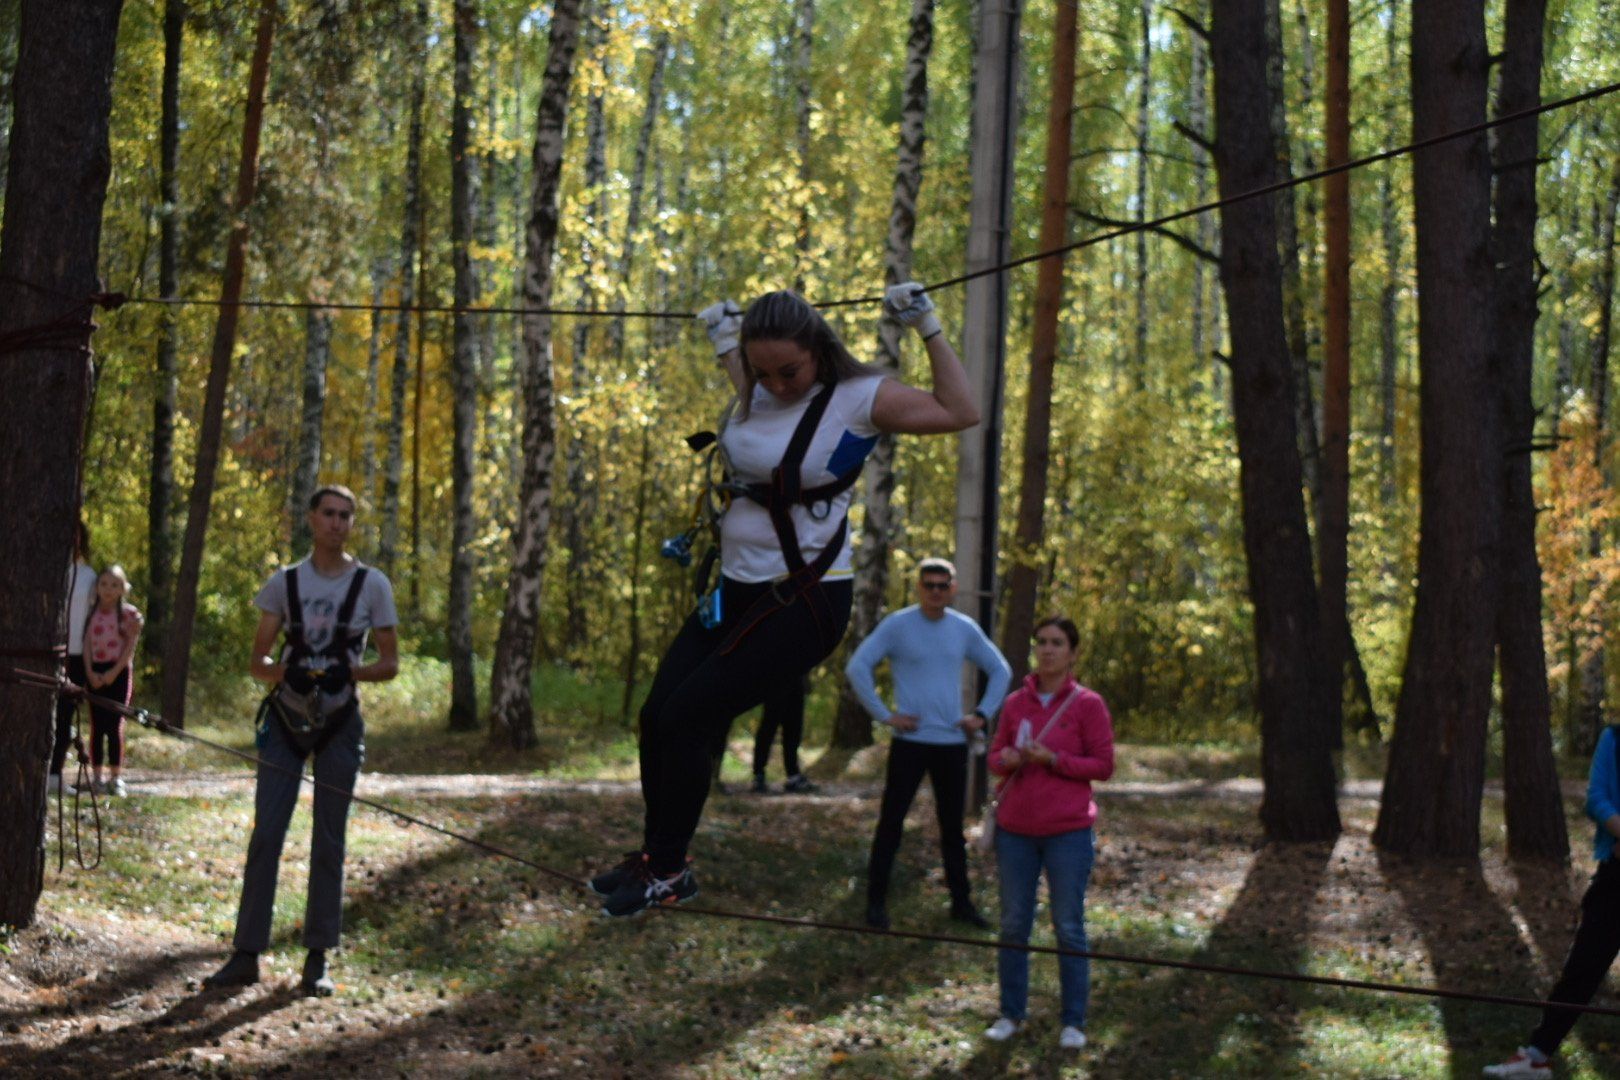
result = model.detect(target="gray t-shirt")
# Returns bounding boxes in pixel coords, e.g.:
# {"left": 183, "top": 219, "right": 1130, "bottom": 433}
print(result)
{"left": 253, "top": 558, "right": 397, "bottom": 673}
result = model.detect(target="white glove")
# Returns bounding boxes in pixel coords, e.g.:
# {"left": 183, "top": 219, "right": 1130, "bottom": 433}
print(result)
{"left": 697, "top": 300, "right": 743, "bottom": 356}
{"left": 883, "top": 282, "right": 942, "bottom": 340}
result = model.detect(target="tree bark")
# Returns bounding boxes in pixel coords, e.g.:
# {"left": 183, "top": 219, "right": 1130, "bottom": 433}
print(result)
{"left": 831, "top": 0, "right": 936, "bottom": 750}
{"left": 488, "top": 0, "right": 584, "bottom": 749}
{"left": 1374, "top": 0, "right": 1499, "bottom": 859}
{"left": 0, "top": 0, "right": 123, "bottom": 931}
{"left": 1377, "top": 7, "right": 1401, "bottom": 509}
{"left": 1132, "top": 0, "right": 1151, "bottom": 388}
{"left": 361, "top": 257, "right": 386, "bottom": 545}
{"left": 160, "top": 0, "right": 277, "bottom": 730}
{"left": 1210, "top": 0, "right": 1340, "bottom": 842}
{"left": 380, "top": 0, "right": 427, "bottom": 580}
{"left": 792, "top": 0, "right": 815, "bottom": 289}
{"left": 1187, "top": 2, "right": 1218, "bottom": 392}
{"left": 999, "top": 0, "right": 1078, "bottom": 685}
{"left": 606, "top": 32, "right": 670, "bottom": 363}
{"left": 144, "top": 0, "right": 184, "bottom": 666}
{"left": 287, "top": 305, "right": 332, "bottom": 555}
{"left": 447, "top": 0, "right": 481, "bottom": 730}
{"left": 1493, "top": 0, "right": 1567, "bottom": 861}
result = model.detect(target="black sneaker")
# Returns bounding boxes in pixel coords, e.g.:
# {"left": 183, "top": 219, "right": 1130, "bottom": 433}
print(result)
{"left": 601, "top": 862, "right": 699, "bottom": 918}
{"left": 300, "top": 949, "right": 335, "bottom": 997}
{"left": 201, "top": 950, "right": 260, "bottom": 990}
{"left": 588, "top": 850, "right": 648, "bottom": 897}
{"left": 782, "top": 773, "right": 816, "bottom": 794}
{"left": 865, "top": 902, "right": 890, "bottom": 930}
{"left": 751, "top": 773, "right": 769, "bottom": 794}
{"left": 950, "top": 902, "right": 991, "bottom": 930}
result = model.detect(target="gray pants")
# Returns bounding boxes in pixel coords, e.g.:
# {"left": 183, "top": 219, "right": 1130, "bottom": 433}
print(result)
{"left": 231, "top": 709, "right": 364, "bottom": 953}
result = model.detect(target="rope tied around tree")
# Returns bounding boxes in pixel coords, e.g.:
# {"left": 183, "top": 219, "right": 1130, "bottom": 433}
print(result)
{"left": 5, "top": 661, "right": 1620, "bottom": 1020}
{"left": 0, "top": 281, "right": 127, "bottom": 360}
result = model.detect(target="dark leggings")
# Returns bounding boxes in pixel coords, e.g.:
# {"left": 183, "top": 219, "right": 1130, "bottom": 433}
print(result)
{"left": 639, "top": 575, "right": 851, "bottom": 873}
{"left": 50, "top": 655, "right": 87, "bottom": 775}
{"left": 753, "top": 674, "right": 808, "bottom": 777}
{"left": 88, "top": 660, "right": 131, "bottom": 768}
{"left": 1530, "top": 856, "right": 1620, "bottom": 1055}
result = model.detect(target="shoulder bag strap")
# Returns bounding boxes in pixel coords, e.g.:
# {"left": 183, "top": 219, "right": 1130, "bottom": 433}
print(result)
{"left": 989, "top": 688, "right": 1083, "bottom": 804}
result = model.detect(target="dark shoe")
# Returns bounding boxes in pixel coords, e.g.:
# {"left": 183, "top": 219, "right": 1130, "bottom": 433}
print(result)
{"left": 782, "top": 773, "right": 816, "bottom": 794}
{"left": 950, "top": 902, "right": 991, "bottom": 930}
{"left": 300, "top": 949, "right": 335, "bottom": 997}
{"left": 201, "top": 950, "right": 260, "bottom": 990}
{"left": 588, "top": 850, "right": 648, "bottom": 897}
{"left": 601, "top": 861, "right": 699, "bottom": 918}
{"left": 751, "top": 773, "right": 769, "bottom": 794}
{"left": 865, "top": 902, "right": 890, "bottom": 930}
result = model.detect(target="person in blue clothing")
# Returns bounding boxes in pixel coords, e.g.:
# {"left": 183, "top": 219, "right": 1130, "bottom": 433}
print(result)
{"left": 1484, "top": 726, "right": 1620, "bottom": 1078}
{"left": 846, "top": 557, "right": 1012, "bottom": 930}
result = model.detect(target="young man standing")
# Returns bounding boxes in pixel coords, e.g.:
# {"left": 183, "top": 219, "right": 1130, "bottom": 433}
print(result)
{"left": 203, "top": 485, "right": 398, "bottom": 996}
{"left": 846, "top": 558, "right": 1012, "bottom": 930}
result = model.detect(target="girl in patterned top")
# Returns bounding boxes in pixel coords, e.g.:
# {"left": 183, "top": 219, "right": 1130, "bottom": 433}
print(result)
{"left": 83, "top": 564, "right": 143, "bottom": 796}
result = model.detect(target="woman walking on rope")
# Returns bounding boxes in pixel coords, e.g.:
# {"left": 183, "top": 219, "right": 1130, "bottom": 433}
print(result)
{"left": 982, "top": 616, "right": 1114, "bottom": 1051}
{"left": 590, "top": 283, "right": 979, "bottom": 917}
{"left": 82, "top": 564, "right": 143, "bottom": 797}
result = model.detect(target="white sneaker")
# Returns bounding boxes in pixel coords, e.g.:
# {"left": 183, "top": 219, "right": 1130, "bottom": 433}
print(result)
{"left": 1482, "top": 1048, "right": 1551, "bottom": 1077}
{"left": 46, "top": 774, "right": 64, "bottom": 795}
{"left": 1059, "top": 1026, "right": 1087, "bottom": 1050}
{"left": 984, "top": 1018, "right": 1021, "bottom": 1042}
{"left": 109, "top": 778, "right": 127, "bottom": 797}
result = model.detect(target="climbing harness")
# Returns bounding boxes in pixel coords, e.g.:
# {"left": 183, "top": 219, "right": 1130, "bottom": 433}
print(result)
{"left": 260, "top": 566, "right": 368, "bottom": 758}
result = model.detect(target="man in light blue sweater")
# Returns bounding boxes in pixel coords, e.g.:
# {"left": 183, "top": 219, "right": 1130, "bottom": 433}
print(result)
{"left": 846, "top": 558, "right": 1012, "bottom": 930}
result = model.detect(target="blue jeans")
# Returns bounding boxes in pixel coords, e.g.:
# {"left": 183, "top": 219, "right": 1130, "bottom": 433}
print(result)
{"left": 995, "top": 826, "right": 1094, "bottom": 1027}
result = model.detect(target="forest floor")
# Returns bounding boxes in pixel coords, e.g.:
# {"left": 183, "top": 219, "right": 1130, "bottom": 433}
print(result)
{"left": 3, "top": 732, "right": 1618, "bottom": 1078}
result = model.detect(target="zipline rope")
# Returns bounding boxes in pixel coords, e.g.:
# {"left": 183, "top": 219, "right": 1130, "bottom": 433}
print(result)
{"left": 6, "top": 662, "right": 1620, "bottom": 1020}
{"left": 85, "top": 76, "right": 1620, "bottom": 323}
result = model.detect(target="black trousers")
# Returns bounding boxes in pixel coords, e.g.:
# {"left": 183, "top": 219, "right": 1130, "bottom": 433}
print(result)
{"left": 639, "top": 575, "right": 851, "bottom": 873}
{"left": 753, "top": 674, "right": 808, "bottom": 777}
{"left": 867, "top": 738, "right": 972, "bottom": 908}
{"left": 1531, "top": 856, "right": 1620, "bottom": 1055}
{"left": 50, "top": 654, "right": 86, "bottom": 775}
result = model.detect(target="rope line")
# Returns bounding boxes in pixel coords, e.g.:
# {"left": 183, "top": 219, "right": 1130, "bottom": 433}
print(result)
{"left": 6, "top": 663, "right": 1620, "bottom": 1019}
{"left": 90, "top": 76, "right": 1620, "bottom": 322}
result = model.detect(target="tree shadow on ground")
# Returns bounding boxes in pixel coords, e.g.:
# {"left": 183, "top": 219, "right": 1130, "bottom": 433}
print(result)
{"left": 1059, "top": 840, "right": 1334, "bottom": 1079}
{"left": 1381, "top": 852, "right": 1547, "bottom": 1079}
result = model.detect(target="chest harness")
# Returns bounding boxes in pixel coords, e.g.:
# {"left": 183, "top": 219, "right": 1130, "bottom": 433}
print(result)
{"left": 666, "top": 378, "right": 865, "bottom": 654}
{"left": 257, "top": 566, "right": 368, "bottom": 757}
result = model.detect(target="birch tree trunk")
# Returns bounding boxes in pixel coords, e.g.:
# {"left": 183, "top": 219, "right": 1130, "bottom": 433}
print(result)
{"left": 1374, "top": 0, "right": 1499, "bottom": 858}
{"left": 831, "top": 0, "right": 935, "bottom": 750}
{"left": 792, "top": 0, "right": 815, "bottom": 289}
{"left": 1493, "top": 0, "right": 1567, "bottom": 860}
{"left": 160, "top": 0, "right": 277, "bottom": 730}
{"left": 999, "top": 0, "right": 1078, "bottom": 684}
{"left": 447, "top": 0, "right": 481, "bottom": 730}
{"left": 145, "top": 0, "right": 183, "bottom": 665}
{"left": 1210, "top": 0, "right": 1340, "bottom": 842}
{"left": 488, "top": 0, "right": 584, "bottom": 749}
{"left": 380, "top": 0, "right": 427, "bottom": 580}
{"left": 0, "top": 0, "right": 124, "bottom": 930}
{"left": 288, "top": 304, "right": 332, "bottom": 555}
{"left": 606, "top": 32, "right": 670, "bottom": 363}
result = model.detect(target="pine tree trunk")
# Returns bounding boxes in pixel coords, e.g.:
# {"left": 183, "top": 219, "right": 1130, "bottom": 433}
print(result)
{"left": 999, "top": 0, "right": 1077, "bottom": 685}
{"left": 1493, "top": 0, "right": 1566, "bottom": 860}
{"left": 831, "top": 0, "right": 936, "bottom": 750}
{"left": 1374, "top": 0, "right": 1499, "bottom": 859}
{"left": 488, "top": 0, "right": 584, "bottom": 750}
{"left": 144, "top": 0, "right": 183, "bottom": 665}
{"left": 287, "top": 305, "right": 332, "bottom": 555}
{"left": 1210, "top": 0, "right": 1340, "bottom": 843}
{"left": 160, "top": 0, "right": 277, "bottom": 730}
{"left": 380, "top": 1, "right": 427, "bottom": 580}
{"left": 447, "top": 0, "right": 481, "bottom": 730}
{"left": 1579, "top": 159, "right": 1619, "bottom": 754}
{"left": 0, "top": 0, "right": 124, "bottom": 931}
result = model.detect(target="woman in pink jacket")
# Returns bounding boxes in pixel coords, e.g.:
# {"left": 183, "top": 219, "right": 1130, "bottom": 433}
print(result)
{"left": 982, "top": 616, "right": 1115, "bottom": 1051}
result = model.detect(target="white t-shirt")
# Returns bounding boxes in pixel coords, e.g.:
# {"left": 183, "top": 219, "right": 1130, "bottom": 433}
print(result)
{"left": 65, "top": 560, "right": 97, "bottom": 656}
{"left": 719, "top": 375, "right": 884, "bottom": 583}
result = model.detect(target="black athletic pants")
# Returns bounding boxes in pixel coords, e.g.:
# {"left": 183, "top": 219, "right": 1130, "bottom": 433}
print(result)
{"left": 867, "top": 738, "right": 972, "bottom": 909}
{"left": 753, "top": 674, "right": 807, "bottom": 777}
{"left": 49, "top": 654, "right": 87, "bottom": 776}
{"left": 1530, "top": 856, "right": 1620, "bottom": 1055}
{"left": 639, "top": 575, "right": 851, "bottom": 874}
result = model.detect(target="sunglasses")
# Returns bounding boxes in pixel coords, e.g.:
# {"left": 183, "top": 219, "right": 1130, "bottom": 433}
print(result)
{"left": 919, "top": 580, "right": 953, "bottom": 592}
